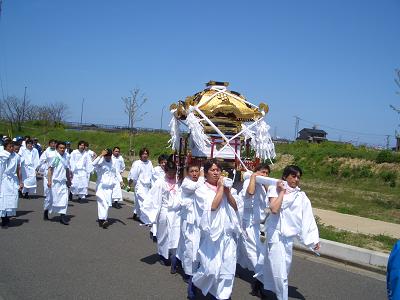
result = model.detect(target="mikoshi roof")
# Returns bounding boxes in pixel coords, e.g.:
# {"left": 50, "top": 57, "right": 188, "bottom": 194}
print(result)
{"left": 172, "top": 81, "right": 268, "bottom": 122}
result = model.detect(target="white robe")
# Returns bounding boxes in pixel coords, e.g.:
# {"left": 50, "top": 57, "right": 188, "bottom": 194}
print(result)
{"left": 192, "top": 184, "right": 241, "bottom": 300}
{"left": 111, "top": 155, "right": 125, "bottom": 202}
{"left": 256, "top": 186, "right": 320, "bottom": 300}
{"left": 38, "top": 148, "right": 57, "bottom": 210}
{"left": 48, "top": 153, "right": 70, "bottom": 215}
{"left": 70, "top": 149, "right": 93, "bottom": 197}
{"left": 152, "top": 165, "right": 165, "bottom": 183}
{"left": 176, "top": 176, "right": 204, "bottom": 276}
{"left": 0, "top": 151, "right": 21, "bottom": 217}
{"left": 128, "top": 159, "right": 153, "bottom": 216}
{"left": 93, "top": 156, "right": 122, "bottom": 220}
{"left": 141, "top": 178, "right": 181, "bottom": 259}
{"left": 237, "top": 178, "right": 268, "bottom": 273}
{"left": 20, "top": 148, "right": 39, "bottom": 194}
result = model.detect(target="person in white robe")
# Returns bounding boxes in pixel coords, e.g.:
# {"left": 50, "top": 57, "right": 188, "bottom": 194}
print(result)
{"left": 70, "top": 141, "right": 93, "bottom": 202}
{"left": 84, "top": 142, "right": 97, "bottom": 194}
{"left": 237, "top": 163, "right": 270, "bottom": 296}
{"left": 192, "top": 159, "right": 241, "bottom": 300}
{"left": 20, "top": 139, "right": 40, "bottom": 198}
{"left": 152, "top": 154, "right": 168, "bottom": 183}
{"left": 85, "top": 142, "right": 97, "bottom": 161}
{"left": 111, "top": 146, "right": 125, "bottom": 209}
{"left": 256, "top": 165, "right": 320, "bottom": 300}
{"left": 92, "top": 149, "right": 123, "bottom": 229}
{"left": 128, "top": 147, "right": 153, "bottom": 221}
{"left": 176, "top": 164, "right": 204, "bottom": 299}
{"left": 140, "top": 160, "right": 181, "bottom": 273}
{"left": 46, "top": 141, "right": 72, "bottom": 225}
{"left": 0, "top": 140, "right": 23, "bottom": 228}
{"left": 37, "top": 139, "right": 58, "bottom": 220}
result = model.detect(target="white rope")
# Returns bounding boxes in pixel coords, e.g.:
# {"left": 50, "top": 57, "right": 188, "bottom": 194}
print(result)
{"left": 193, "top": 106, "right": 249, "bottom": 172}
{"left": 213, "top": 118, "right": 263, "bottom": 157}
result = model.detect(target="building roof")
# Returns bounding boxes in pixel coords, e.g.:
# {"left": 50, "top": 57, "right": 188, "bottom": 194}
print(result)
{"left": 299, "top": 128, "right": 327, "bottom": 135}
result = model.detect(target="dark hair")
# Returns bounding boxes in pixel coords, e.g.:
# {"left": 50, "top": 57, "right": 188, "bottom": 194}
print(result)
{"left": 48, "top": 139, "right": 56, "bottom": 144}
{"left": 113, "top": 146, "right": 120, "bottom": 151}
{"left": 24, "top": 135, "right": 31, "bottom": 140}
{"left": 158, "top": 154, "right": 169, "bottom": 163}
{"left": 105, "top": 148, "right": 112, "bottom": 156}
{"left": 165, "top": 160, "right": 177, "bottom": 172}
{"left": 186, "top": 162, "right": 200, "bottom": 172}
{"left": 78, "top": 140, "right": 86, "bottom": 147}
{"left": 254, "top": 163, "right": 271, "bottom": 173}
{"left": 282, "top": 165, "right": 303, "bottom": 179}
{"left": 26, "top": 139, "right": 33, "bottom": 145}
{"left": 12, "top": 141, "right": 21, "bottom": 147}
{"left": 56, "top": 141, "right": 66, "bottom": 148}
{"left": 3, "top": 140, "right": 13, "bottom": 148}
{"left": 203, "top": 159, "right": 222, "bottom": 174}
{"left": 139, "top": 147, "right": 149, "bottom": 156}
{"left": 84, "top": 142, "right": 89, "bottom": 147}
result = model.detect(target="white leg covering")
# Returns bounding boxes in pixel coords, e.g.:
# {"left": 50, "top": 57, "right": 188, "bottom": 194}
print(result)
{"left": 263, "top": 237, "right": 293, "bottom": 300}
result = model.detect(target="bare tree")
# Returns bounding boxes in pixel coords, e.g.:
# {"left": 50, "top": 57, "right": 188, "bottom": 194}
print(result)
{"left": 49, "top": 102, "right": 69, "bottom": 124}
{"left": 1, "top": 96, "right": 30, "bottom": 130}
{"left": 122, "top": 88, "right": 148, "bottom": 154}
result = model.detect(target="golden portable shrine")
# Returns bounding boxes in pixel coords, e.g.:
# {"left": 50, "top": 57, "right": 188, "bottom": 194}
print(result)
{"left": 168, "top": 81, "right": 275, "bottom": 180}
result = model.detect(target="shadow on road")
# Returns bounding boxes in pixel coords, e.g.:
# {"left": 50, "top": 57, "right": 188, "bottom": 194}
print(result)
{"left": 16, "top": 210, "right": 34, "bottom": 217}
{"left": 48, "top": 214, "right": 76, "bottom": 223}
{"left": 5, "top": 218, "right": 29, "bottom": 228}
{"left": 140, "top": 253, "right": 160, "bottom": 265}
{"left": 108, "top": 218, "right": 126, "bottom": 226}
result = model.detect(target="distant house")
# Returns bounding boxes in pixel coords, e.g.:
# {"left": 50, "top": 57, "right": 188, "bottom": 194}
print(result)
{"left": 297, "top": 127, "right": 327, "bottom": 143}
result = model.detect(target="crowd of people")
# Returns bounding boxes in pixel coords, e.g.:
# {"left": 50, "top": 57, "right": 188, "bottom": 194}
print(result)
{"left": 0, "top": 135, "right": 321, "bottom": 300}
{"left": 122, "top": 147, "right": 320, "bottom": 300}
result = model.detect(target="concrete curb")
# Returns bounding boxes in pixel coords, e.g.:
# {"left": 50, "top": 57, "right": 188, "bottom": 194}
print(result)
{"left": 88, "top": 181, "right": 389, "bottom": 273}
{"left": 294, "top": 239, "right": 388, "bottom": 274}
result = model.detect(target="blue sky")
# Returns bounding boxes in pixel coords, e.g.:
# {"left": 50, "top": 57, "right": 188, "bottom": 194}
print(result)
{"left": 0, "top": 0, "right": 399, "bottom": 147}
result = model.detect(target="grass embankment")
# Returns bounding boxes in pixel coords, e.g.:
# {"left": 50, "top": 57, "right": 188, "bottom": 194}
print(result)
{"left": 4, "top": 122, "right": 399, "bottom": 251}
{"left": 1, "top": 121, "right": 172, "bottom": 166}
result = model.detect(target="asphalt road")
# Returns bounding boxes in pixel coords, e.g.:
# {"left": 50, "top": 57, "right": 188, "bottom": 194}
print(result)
{"left": 0, "top": 179, "right": 387, "bottom": 300}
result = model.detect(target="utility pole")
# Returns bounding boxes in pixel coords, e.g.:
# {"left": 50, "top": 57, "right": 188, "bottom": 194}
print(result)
{"left": 22, "top": 86, "right": 27, "bottom": 126}
{"left": 80, "top": 98, "right": 85, "bottom": 129}
{"left": 160, "top": 105, "right": 165, "bottom": 130}
{"left": 386, "top": 135, "right": 390, "bottom": 150}
{"left": 294, "top": 116, "right": 300, "bottom": 141}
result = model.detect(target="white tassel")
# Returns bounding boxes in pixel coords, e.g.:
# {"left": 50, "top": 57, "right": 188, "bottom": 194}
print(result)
{"left": 185, "top": 106, "right": 210, "bottom": 153}
{"left": 254, "top": 114, "right": 276, "bottom": 162}
{"left": 242, "top": 115, "right": 276, "bottom": 162}
{"left": 168, "top": 109, "right": 181, "bottom": 151}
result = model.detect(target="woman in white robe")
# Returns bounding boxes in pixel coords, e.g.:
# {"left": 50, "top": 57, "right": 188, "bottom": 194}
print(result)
{"left": 0, "top": 141, "right": 23, "bottom": 227}
{"left": 93, "top": 149, "right": 123, "bottom": 229}
{"left": 70, "top": 141, "right": 93, "bottom": 201}
{"left": 256, "top": 165, "right": 320, "bottom": 300}
{"left": 176, "top": 164, "right": 204, "bottom": 299}
{"left": 192, "top": 160, "right": 241, "bottom": 300}
{"left": 20, "top": 139, "right": 39, "bottom": 198}
{"left": 47, "top": 142, "right": 72, "bottom": 225}
{"left": 140, "top": 160, "right": 181, "bottom": 273}
{"left": 237, "top": 163, "right": 270, "bottom": 296}
{"left": 128, "top": 147, "right": 153, "bottom": 221}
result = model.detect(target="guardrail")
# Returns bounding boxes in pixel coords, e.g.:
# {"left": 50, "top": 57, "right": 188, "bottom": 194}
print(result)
{"left": 64, "top": 121, "right": 168, "bottom": 134}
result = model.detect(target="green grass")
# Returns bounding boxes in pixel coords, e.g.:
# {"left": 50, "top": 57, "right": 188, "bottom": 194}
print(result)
{"left": 316, "top": 217, "right": 397, "bottom": 253}
{"left": 4, "top": 122, "right": 400, "bottom": 226}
